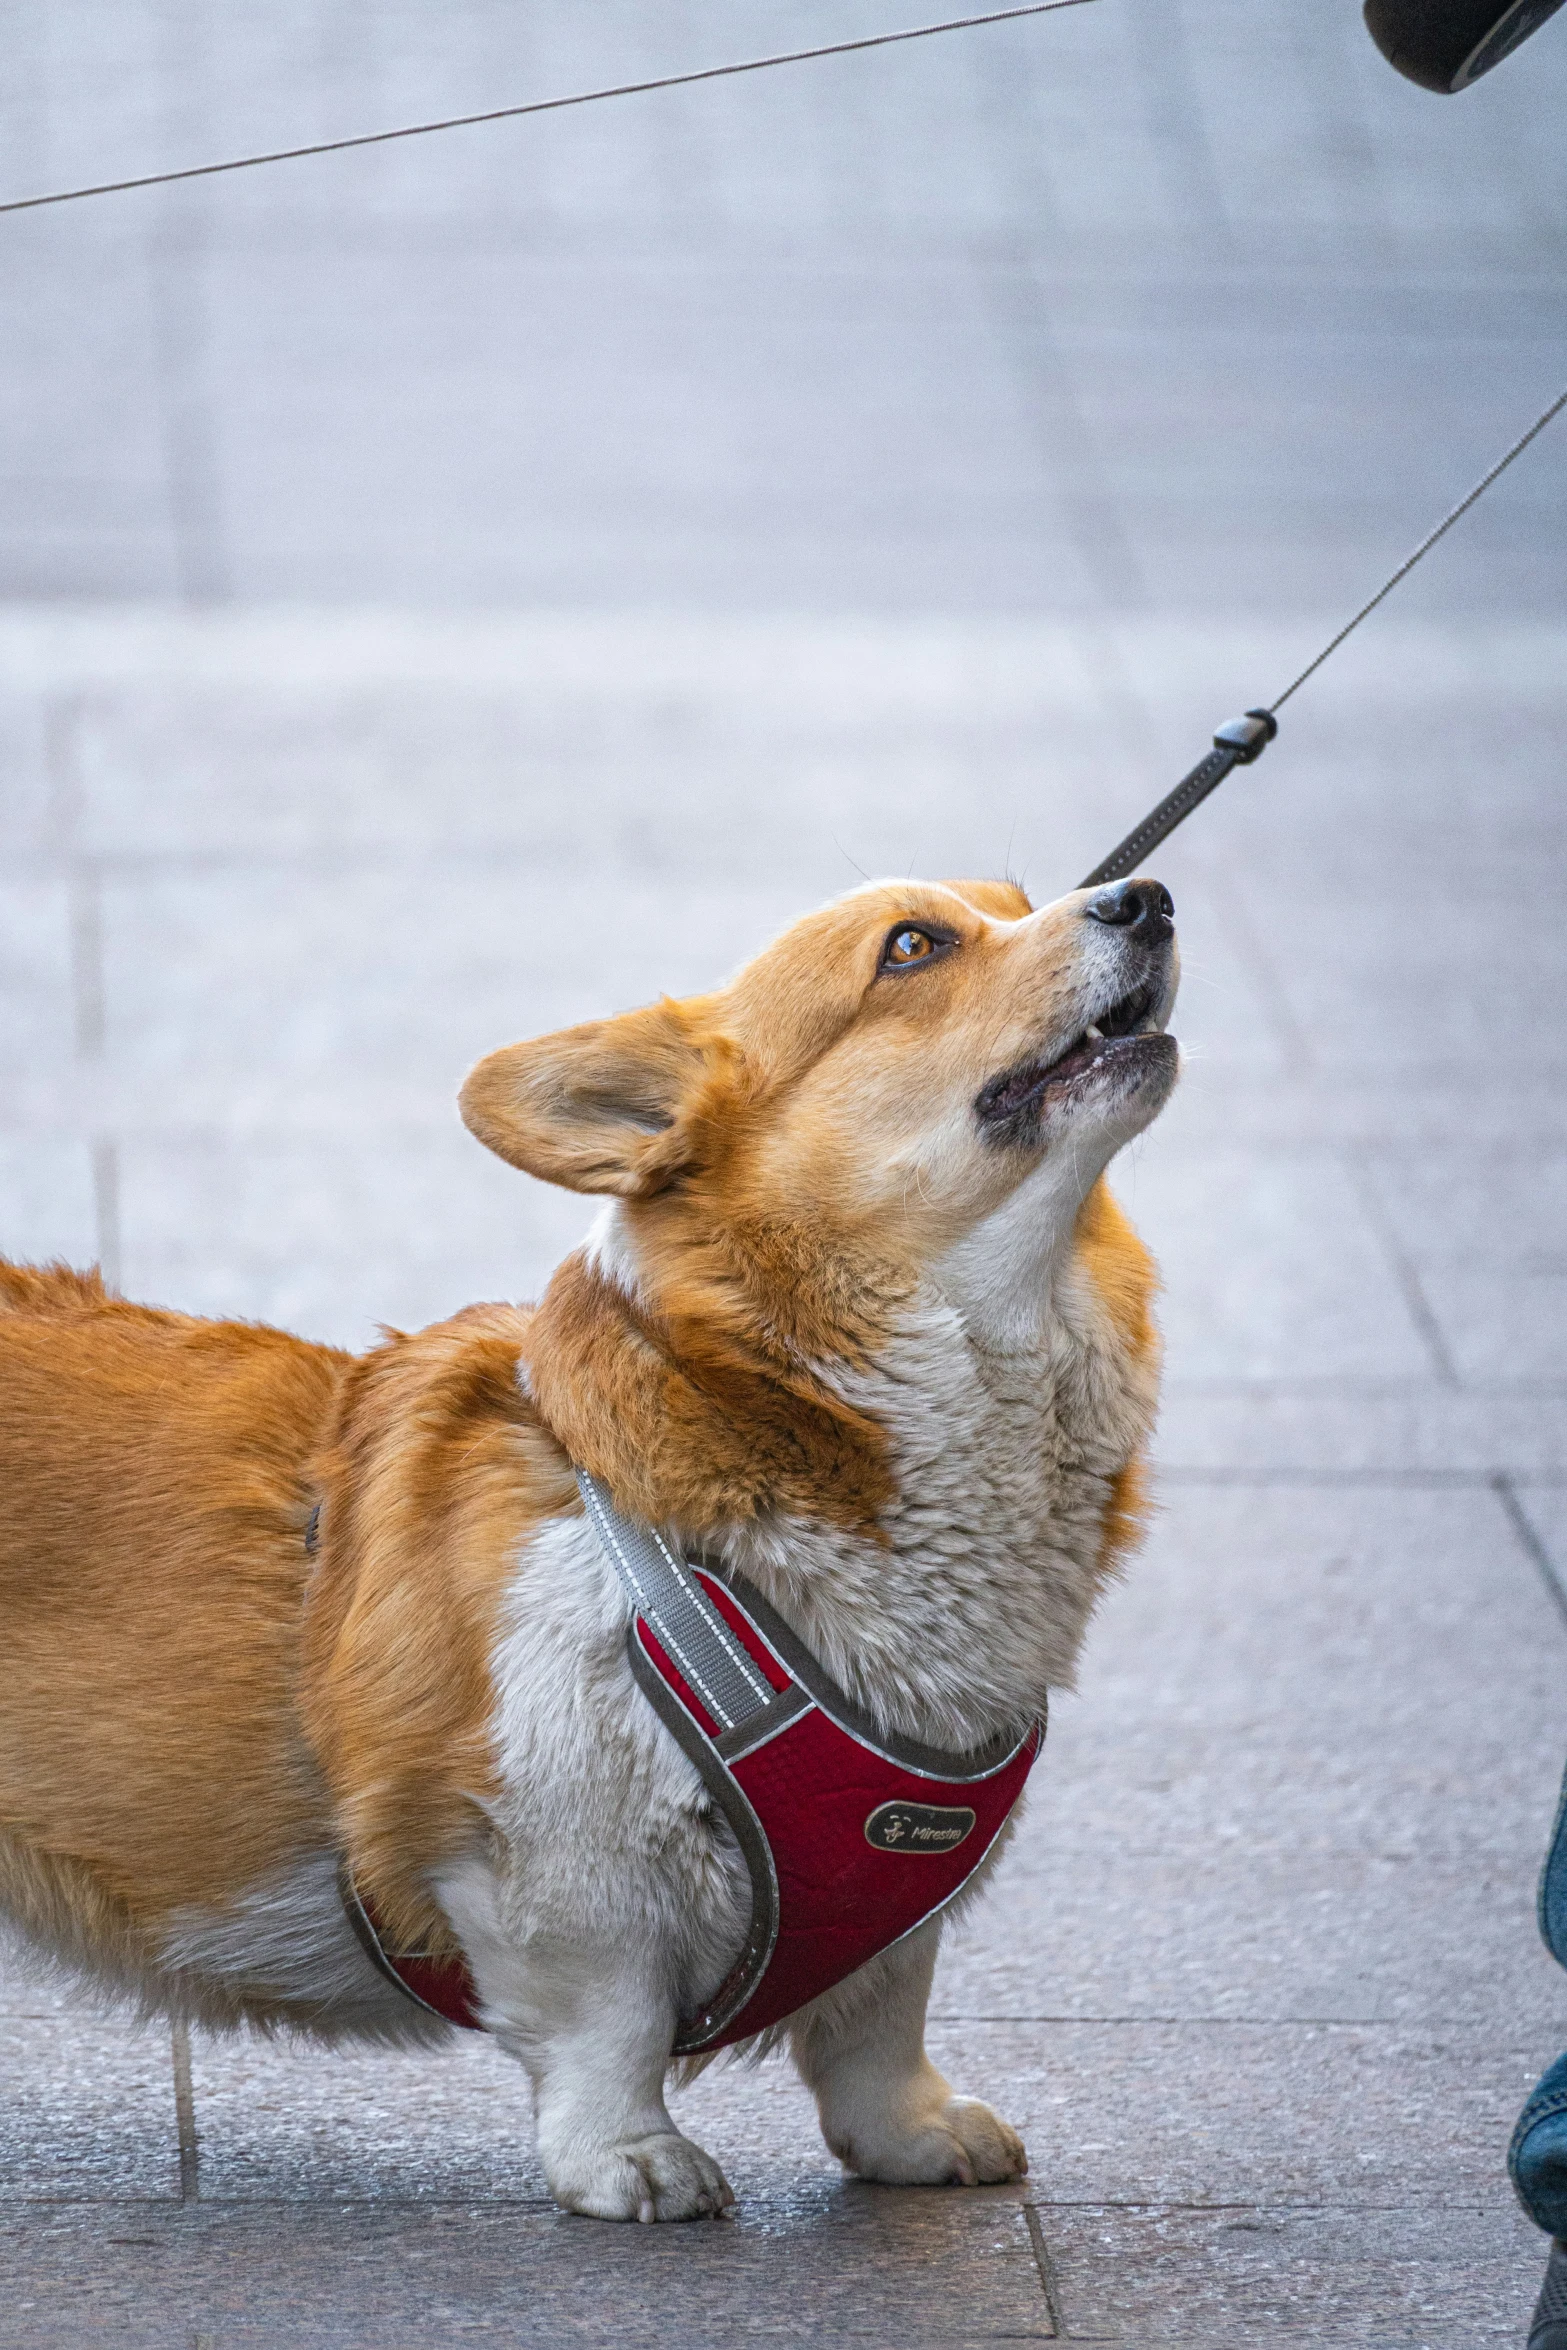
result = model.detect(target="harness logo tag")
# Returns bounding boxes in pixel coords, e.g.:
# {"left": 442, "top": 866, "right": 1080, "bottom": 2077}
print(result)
{"left": 863, "top": 1801, "right": 977, "bottom": 1853}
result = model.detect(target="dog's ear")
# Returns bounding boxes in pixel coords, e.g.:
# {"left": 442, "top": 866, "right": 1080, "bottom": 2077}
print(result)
{"left": 459, "top": 1000, "right": 732, "bottom": 1196}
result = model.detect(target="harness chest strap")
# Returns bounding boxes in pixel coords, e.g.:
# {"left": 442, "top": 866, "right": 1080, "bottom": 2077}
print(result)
{"left": 343, "top": 1474, "right": 1043, "bottom": 2047}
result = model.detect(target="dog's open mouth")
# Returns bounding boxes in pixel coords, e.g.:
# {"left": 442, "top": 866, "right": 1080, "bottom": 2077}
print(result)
{"left": 975, "top": 979, "right": 1170, "bottom": 1129}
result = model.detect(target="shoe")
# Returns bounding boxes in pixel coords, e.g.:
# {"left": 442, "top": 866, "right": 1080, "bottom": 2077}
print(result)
{"left": 1529, "top": 2239, "right": 1567, "bottom": 2350}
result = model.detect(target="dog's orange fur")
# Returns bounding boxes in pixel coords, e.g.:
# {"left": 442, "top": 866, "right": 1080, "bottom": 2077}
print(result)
{"left": 301, "top": 1306, "right": 571, "bottom": 1953}
{"left": 1073, "top": 1180, "right": 1159, "bottom": 1581}
{"left": 0, "top": 1262, "right": 346, "bottom": 1977}
{"left": 0, "top": 873, "right": 1164, "bottom": 2043}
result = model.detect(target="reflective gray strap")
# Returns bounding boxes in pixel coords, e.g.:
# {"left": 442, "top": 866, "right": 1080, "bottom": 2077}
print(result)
{"left": 575, "top": 1468, "right": 775, "bottom": 1733}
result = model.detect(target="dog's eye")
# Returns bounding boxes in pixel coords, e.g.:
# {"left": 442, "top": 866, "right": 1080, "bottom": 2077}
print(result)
{"left": 880, "top": 924, "right": 952, "bottom": 971}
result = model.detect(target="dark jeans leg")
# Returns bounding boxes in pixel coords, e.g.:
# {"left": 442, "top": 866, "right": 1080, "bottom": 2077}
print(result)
{"left": 1515, "top": 1757, "right": 1567, "bottom": 2232}
{"left": 1527, "top": 2240, "right": 1567, "bottom": 2350}
{"left": 1513, "top": 2052, "right": 1567, "bottom": 2240}
{"left": 1514, "top": 1761, "right": 1567, "bottom": 2343}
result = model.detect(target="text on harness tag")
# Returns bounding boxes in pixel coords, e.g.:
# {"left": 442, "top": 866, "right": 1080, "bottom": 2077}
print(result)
{"left": 863, "top": 1801, "right": 977, "bottom": 1853}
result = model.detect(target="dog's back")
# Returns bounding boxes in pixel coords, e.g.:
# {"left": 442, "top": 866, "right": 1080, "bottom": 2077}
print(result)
{"left": 0, "top": 1261, "right": 349, "bottom": 2001}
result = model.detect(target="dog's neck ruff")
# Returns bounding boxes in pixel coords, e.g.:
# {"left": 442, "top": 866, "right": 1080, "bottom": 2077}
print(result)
{"left": 344, "top": 1472, "right": 1043, "bottom": 2048}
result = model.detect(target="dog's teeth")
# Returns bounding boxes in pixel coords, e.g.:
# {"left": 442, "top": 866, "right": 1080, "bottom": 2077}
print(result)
{"left": 1085, "top": 1023, "right": 1104, "bottom": 1042}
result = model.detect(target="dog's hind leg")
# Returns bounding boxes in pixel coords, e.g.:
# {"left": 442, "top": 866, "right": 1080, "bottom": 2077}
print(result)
{"left": 789, "top": 1919, "right": 1027, "bottom": 2187}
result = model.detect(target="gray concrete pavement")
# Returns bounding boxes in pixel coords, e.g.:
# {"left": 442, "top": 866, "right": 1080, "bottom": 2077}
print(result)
{"left": 1, "top": 0, "right": 1565, "bottom": 620}
{"left": 4, "top": 607, "right": 1565, "bottom": 2346}
{"left": 3, "top": 0, "right": 1566, "bottom": 2342}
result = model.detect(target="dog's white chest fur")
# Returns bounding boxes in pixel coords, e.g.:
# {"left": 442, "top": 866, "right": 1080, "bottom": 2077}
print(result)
{"left": 463, "top": 1220, "right": 1158, "bottom": 2034}
{"left": 186, "top": 1184, "right": 1158, "bottom": 2085}
{"left": 721, "top": 1256, "right": 1157, "bottom": 1754}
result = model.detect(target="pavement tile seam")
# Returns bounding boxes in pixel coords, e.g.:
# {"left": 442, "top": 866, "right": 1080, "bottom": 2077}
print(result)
{"left": 1493, "top": 1475, "right": 1567, "bottom": 1634}
{"left": 171, "top": 2024, "right": 199, "bottom": 2207}
{"left": 1155, "top": 1469, "right": 1567, "bottom": 1485}
{"left": 929, "top": 2015, "right": 1530, "bottom": 2028}
{"left": 1158, "top": 1377, "right": 1567, "bottom": 1396}
{"left": 1342, "top": 1147, "right": 1460, "bottom": 1390}
{"left": 1025, "top": 2196, "right": 1511, "bottom": 2212}
{"left": 1023, "top": 2200, "right": 1067, "bottom": 2335}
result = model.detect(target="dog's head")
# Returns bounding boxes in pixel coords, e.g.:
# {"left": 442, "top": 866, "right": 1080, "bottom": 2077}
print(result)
{"left": 460, "top": 876, "right": 1177, "bottom": 1343}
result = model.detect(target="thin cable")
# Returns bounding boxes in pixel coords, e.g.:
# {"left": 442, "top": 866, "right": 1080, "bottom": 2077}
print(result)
{"left": 1079, "top": 379, "right": 1567, "bottom": 888}
{"left": 0, "top": 0, "right": 1094, "bottom": 218}
{"left": 1268, "top": 381, "right": 1567, "bottom": 714}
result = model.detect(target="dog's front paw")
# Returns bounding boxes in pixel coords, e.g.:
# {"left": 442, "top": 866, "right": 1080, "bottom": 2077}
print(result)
{"left": 551, "top": 2130, "right": 735, "bottom": 2224}
{"left": 837, "top": 2093, "right": 1028, "bottom": 2188}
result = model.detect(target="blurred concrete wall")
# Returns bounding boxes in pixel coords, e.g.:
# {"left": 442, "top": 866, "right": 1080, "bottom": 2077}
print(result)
{"left": 1, "top": 0, "right": 1564, "bottom": 1367}
{"left": 2, "top": 0, "right": 1564, "bottom": 619}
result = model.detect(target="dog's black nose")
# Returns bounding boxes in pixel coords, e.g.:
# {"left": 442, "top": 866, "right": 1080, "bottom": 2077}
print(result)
{"left": 1082, "top": 878, "right": 1174, "bottom": 940}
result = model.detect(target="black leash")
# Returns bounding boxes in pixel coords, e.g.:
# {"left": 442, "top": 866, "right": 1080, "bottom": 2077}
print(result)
{"left": 1080, "top": 380, "right": 1567, "bottom": 889}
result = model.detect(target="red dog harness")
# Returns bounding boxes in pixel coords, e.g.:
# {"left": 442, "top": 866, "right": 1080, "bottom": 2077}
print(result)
{"left": 343, "top": 1472, "right": 1042, "bottom": 2050}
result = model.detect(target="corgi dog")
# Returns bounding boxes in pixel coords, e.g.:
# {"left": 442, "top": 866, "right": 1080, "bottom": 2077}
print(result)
{"left": 0, "top": 872, "right": 1176, "bottom": 2222}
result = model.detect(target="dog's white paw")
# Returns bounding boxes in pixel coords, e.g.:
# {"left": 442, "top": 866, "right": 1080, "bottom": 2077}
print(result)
{"left": 836, "top": 2093, "right": 1028, "bottom": 2188}
{"left": 552, "top": 2130, "right": 735, "bottom": 2223}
